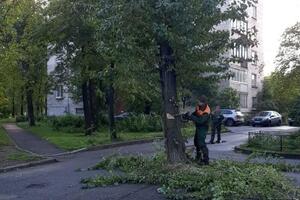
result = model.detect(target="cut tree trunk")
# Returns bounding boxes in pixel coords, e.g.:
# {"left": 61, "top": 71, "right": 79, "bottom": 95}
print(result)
{"left": 107, "top": 63, "right": 117, "bottom": 141}
{"left": 159, "top": 41, "right": 187, "bottom": 164}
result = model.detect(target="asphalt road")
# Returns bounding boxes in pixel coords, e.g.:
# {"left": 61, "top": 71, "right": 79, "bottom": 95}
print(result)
{"left": 0, "top": 126, "right": 299, "bottom": 200}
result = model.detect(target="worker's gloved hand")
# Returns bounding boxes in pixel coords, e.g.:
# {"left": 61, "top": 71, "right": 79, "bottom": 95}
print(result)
{"left": 182, "top": 112, "right": 191, "bottom": 120}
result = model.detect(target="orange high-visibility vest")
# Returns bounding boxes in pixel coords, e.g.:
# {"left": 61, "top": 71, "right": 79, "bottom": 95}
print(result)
{"left": 195, "top": 105, "right": 211, "bottom": 116}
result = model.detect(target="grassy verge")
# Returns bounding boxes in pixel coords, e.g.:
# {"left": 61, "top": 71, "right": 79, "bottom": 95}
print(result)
{"left": 82, "top": 154, "right": 299, "bottom": 200}
{"left": 7, "top": 152, "right": 40, "bottom": 162}
{"left": 0, "top": 125, "right": 11, "bottom": 147}
{"left": 18, "top": 122, "right": 229, "bottom": 151}
{"left": 18, "top": 122, "right": 163, "bottom": 151}
{"left": 0, "top": 119, "right": 41, "bottom": 167}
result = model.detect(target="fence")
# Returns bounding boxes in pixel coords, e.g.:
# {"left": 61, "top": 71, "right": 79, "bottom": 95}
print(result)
{"left": 248, "top": 130, "right": 300, "bottom": 152}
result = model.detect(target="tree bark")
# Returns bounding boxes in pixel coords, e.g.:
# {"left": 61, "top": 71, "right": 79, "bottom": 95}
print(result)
{"left": 26, "top": 85, "right": 35, "bottom": 126}
{"left": 107, "top": 63, "right": 117, "bottom": 141}
{"left": 144, "top": 101, "right": 152, "bottom": 115}
{"left": 159, "top": 41, "right": 187, "bottom": 164}
{"left": 82, "top": 81, "right": 93, "bottom": 135}
{"left": 88, "top": 79, "right": 98, "bottom": 131}
{"left": 20, "top": 93, "right": 24, "bottom": 116}
{"left": 44, "top": 95, "right": 48, "bottom": 116}
{"left": 12, "top": 95, "right": 15, "bottom": 117}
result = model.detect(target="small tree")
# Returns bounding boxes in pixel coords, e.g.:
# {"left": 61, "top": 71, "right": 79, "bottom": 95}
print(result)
{"left": 217, "top": 88, "right": 240, "bottom": 109}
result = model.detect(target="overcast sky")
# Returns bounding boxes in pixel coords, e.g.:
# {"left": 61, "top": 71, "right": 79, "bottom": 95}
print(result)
{"left": 263, "top": 0, "right": 300, "bottom": 76}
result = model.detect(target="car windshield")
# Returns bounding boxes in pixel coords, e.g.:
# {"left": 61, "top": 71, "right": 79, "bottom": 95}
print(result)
{"left": 258, "top": 112, "right": 270, "bottom": 117}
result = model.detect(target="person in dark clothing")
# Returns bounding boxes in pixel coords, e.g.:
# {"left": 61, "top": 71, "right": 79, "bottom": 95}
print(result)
{"left": 210, "top": 105, "right": 224, "bottom": 144}
{"left": 185, "top": 95, "right": 211, "bottom": 165}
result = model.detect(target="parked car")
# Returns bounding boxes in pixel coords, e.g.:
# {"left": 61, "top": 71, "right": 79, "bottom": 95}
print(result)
{"left": 114, "top": 112, "right": 133, "bottom": 121}
{"left": 221, "top": 109, "right": 245, "bottom": 126}
{"left": 251, "top": 111, "right": 282, "bottom": 127}
{"left": 288, "top": 118, "right": 296, "bottom": 126}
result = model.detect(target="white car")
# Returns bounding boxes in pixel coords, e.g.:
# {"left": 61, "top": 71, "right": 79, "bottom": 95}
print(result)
{"left": 221, "top": 109, "right": 245, "bottom": 126}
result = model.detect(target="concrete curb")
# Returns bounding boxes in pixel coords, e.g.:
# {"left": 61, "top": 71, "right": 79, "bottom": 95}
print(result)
{"left": 234, "top": 146, "right": 300, "bottom": 159}
{"left": 53, "top": 138, "right": 164, "bottom": 157}
{"left": 0, "top": 158, "right": 58, "bottom": 173}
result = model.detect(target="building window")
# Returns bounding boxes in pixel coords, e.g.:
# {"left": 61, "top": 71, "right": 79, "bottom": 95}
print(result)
{"left": 252, "top": 97, "right": 257, "bottom": 108}
{"left": 240, "top": 93, "right": 248, "bottom": 108}
{"left": 56, "top": 85, "right": 64, "bottom": 99}
{"left": 251, "top": 74, "right": 257, "bottom": 87}
{"left": 231, "top": 68, "right": 247, "bottom": 83}
{"left": 76, "top": 108, "right": 84, "bottom": 115}
{"left": 252, "top": 6, "right": 257, "bottom": 19}
{"left": 232, "top": 43, "right": 248, "bottom": 59}
{"left": 251, "top": 50, "right": 258, "bottom": 65}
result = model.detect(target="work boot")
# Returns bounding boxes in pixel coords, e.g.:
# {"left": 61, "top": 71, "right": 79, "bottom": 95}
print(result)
{"left": 196, "top": 151, "right": 202, "bottom": 161}
{"left": 201, "top": 147, "right": 209, "bottom": 165}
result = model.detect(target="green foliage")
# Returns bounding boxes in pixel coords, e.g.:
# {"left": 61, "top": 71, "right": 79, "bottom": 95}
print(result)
{"left": 15, "top": 115, "right": 27, "bottom": 123}
{"left": 47, "top": 115, "right": 85, "bottom": 133}
{"left": 116, "top": 114, "right": 162, "bottom": 132}
{"left": 216, "top": 88, "right": 240, "bottom": 109}
{"left": 256, "top": 78, "right": 278, "bottom": 111}
{"left": 247, "top": 131, "right": 300, "bottom": 153}
{"left": 83, "top": 154, "right": 299, "bottom": 200}
{"left": 258, "top": 22, "right": 300, "bottom": 115}
{"left": 289, "top": 96, "right": 300, "bottom": 126}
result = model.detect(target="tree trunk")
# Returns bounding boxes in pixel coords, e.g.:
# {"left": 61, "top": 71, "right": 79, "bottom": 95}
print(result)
{"left": 20, "top": 93, "right": 24, "bottom": 116}
{"left": 26, "top": 85, "right": 35, "bottom": 126}
{"left": 12, "top": 95, "right": 15, "bottom": 117}
{"left": 89, "top": 79, "right": 98, "bottom": 131}
{"left": 107, "top": 63, "right": 117, "bottom": 141}
{"left": 159, "top": 41, "right": 187, "bottom": 164}
{"left": 82, "top": 81, "right": 93, "bottom": 135}
{"left": 144, "top": 101, "right": 152, "bottom": 115}
{"left": 44, "top": 95, "right": 48, "bottom": 116}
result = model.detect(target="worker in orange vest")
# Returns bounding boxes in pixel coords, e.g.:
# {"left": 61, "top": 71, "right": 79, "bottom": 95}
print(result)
{"left": 184, "top": 95, "right": 211, "bottom": 165}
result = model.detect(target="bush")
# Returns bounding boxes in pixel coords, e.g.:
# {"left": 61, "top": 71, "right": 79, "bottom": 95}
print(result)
{"left": 47, "top": 115, "right": 84, "bottom": 133}
{"left": 16, "top": 115, "right": 28, "bottom": 123}
{"left": 116, "top": 114, "right": 162, "bottom": 132}
{"left": 289, "top": 96, "right": 300, "bottom": 126}
{"left": 82, "top": 154, "right": 300, "bottom": 200}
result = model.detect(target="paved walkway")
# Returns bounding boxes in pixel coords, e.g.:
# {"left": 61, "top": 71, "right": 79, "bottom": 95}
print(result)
{"left": 2, "top": 124, "right": 64, "bottom": 156}
{"left": 0, "top": 125, "right": 300, "bottom": 200}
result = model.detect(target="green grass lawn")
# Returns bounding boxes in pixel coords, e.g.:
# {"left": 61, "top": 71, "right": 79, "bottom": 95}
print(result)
{"left": 18, "top": 122, "right": 164, "bottom": 151}
{"left": 18, "top": 122, "right": 229, "bottom": 151}
{"left": 0, "top": 120, "right": 12, "bottom": 147}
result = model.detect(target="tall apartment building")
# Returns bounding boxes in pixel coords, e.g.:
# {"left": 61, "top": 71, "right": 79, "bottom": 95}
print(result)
{"left": 220, "top": 0, "right": 264, "bottom": 113}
